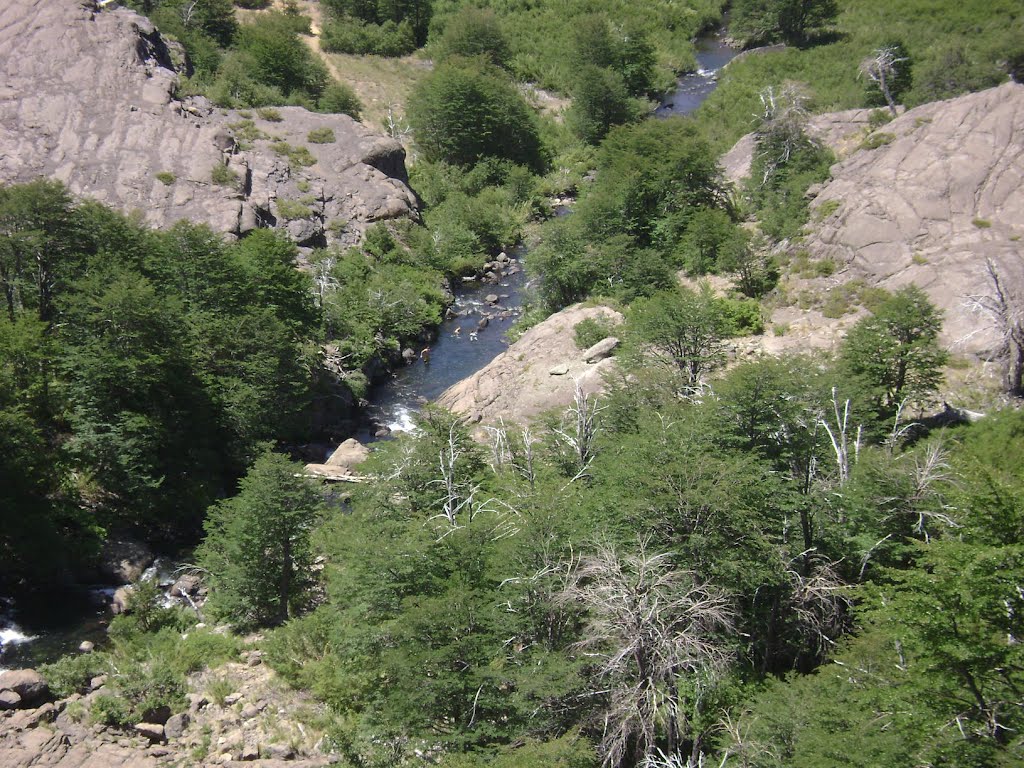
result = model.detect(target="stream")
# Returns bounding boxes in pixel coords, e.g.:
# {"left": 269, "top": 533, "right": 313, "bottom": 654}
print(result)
{"left": 1, "top": 26, "right": 739, "bottom": 673}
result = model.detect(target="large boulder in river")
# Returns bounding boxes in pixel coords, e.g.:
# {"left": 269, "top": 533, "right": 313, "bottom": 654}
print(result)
{"left": 438, "top": 304, "right": 623, "bottom": 430}
{"left": 0, "top": 0, "right": 418, "bottom": 249}
{"left": 97, "top": 539, "right": 153, "bottom": 585}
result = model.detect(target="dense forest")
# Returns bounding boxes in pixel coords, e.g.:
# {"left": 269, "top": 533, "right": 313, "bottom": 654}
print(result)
{"left": 4, "top": 0, "right": 1024, "bottom": 765}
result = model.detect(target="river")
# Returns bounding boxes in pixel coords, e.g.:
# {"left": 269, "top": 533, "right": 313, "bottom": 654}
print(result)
{"left": 0, "top": 26, "right": 739, "bottom": 672}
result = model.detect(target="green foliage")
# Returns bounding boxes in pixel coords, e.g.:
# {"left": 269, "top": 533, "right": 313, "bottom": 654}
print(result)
{"left": 198, "top": 449, "right": 325, "bottom": 629}
{"left": 839, "top": 285, "right": 947, "bottom": 422}
{"left": 432, "top": 7, "right": 511, "bottom": 69}
{"left": 573, "top": 316, "right": 617, "bottom": 350}
{"left": 731, "top": 0, "right": 838, "bottom": 45}
{"left": 566, "top": 64, "right": 637, "bottom": 145}
{"left": 211, "top": 163, "right": 240, "bottom": 187}
{"left": 40, "top": 653, "right": 111, "bottom": 699}
{"left": 320, "top": 16, "right": 418, "bottom": 57}
{"left": 316, "top": 82, "right": 363, "bottom": 119}
{"left": 276, "top": 197, "right": 313, "bottom": 219}
{"left": 307, "top": 127, "right": 336, "bottom": 144}
{"left": 255, "top": 107, "right": 283, "bottom": 122}
{"left": 407, "top": 59, "right": 545, "bottom": 170}
{"left": 155, "top": 171, "right": 176, "bottom": 185}
{"left": 270, "top": 140, "right": 317, "bottom": 168}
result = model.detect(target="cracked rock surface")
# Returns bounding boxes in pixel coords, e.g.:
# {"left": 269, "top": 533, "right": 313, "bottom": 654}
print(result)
{"left": 0, "top": 0, "right": 418, "bottom": 248}
{"left": 804, "top": 83, "right": 1024, "bottom": 359}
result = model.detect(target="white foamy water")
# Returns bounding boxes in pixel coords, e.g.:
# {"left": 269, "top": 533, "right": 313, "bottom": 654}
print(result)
{"left": 0, "top": 625, "right": 37, "bottom": 647}
{"left": 387, "top": 406, "right": 419, "bottom": 435}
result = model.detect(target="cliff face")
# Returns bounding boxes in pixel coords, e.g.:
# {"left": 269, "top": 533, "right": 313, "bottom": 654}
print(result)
{"left": 0, "top": 0, "right": 418, "bottom": 247}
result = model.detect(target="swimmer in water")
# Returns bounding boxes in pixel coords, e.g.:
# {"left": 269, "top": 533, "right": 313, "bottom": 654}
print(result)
{"left": 420, "top": 347, "right": 431, "bottom": 363}
{"left": 469, "top": 331, "right": 478, "bottom": 341}
{"left": 452, "top": 326, "right": 461, "bottom": 337}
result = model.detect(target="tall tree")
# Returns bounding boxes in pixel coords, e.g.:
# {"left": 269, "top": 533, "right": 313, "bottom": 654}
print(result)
{"left": 198, "top": 449, "right": 324, "bottom": 628}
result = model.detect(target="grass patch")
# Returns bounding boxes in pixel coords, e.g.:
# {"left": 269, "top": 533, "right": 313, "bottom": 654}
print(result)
{"left": 860, "top": 132, "right": 895, "bottom": 150}
{"left": 307, "top": 127, "right": 336, "bottom": 144}
{"left": 973, "top": 218, "right": 992, "bottom": 228}
{"left": 211, "top": 164, "right": 240, "bottom": 188}
{"left": 256, "top": 107, "right": 284, "bottom": 122}
{"left": 277, "top": 197, "right": 314, "bottom": 220}
{"left": 271, "top": 141, "right": 317, "bottom": 168}
{"left": 156, "top": 171, "right": 176, "bottom": 186}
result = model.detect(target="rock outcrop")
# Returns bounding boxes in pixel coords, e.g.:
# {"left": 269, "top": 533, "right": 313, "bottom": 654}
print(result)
{"left": 804, "top": 82, "right": 1024, "bottom": 359}
{"left": 0, "top": 0, "right": 418, "bottom": 248}
{"left": 438, "top": 304, "right": 624, "bottom": 429}
{"left": 721, "top": 83, "right": 1024, "bottom": 367}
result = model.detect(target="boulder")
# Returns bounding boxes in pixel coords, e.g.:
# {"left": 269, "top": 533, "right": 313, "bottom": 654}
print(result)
{"left": 97, "top": 540, "right": 153, "bottom": 585}
{"left": 77, "top": 641, "right": 94, "bottom": 654}
{"left": 163, "top": 712, "right": 189, "bottom": 739}
{"left": 133, "top": 722, "right": 165, "bottom": 743}
{"left": 324, "top": 438, "right": 370, "bottom": 469}
{"left": 582, "top": 337, "right": 619, "bottom": 363}
{"left": 0, "top": 689, "right": 21, "bottom": 709}
{"left": 0, "top": 669, "right": 49, "bottom": 707}
{"left": 549, "top": 364, "right": 570, "bottom": 376}
{"left": 169, "top": 573, "right": 201, "bottom": 598}
{"left": 110, "top": 586, "right": 133, "bottom": 615}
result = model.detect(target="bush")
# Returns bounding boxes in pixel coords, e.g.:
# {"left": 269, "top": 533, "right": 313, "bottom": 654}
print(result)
{"left": 40, "top": 653, "right": 110, "bottom": 698}
{"left": 91, "top": 693, "right": 133, "bottom": 727}
{"left": 271, "top": 141, "right": 317, "bottom": 168}
{"left": 211, "top": 163, "right": 240, "bottom": 188}
{"left": 317, "top": 82, "right": 362, "bottom": 119}
{"left": 256, "top": 107, "right": 283, "bottom": 122}
{"left": 307, "top": 127, "right": 336, "bottom": 144}
{"left": 433, "top": 8, "right": 511, "bottom": 68}
{"left": 155, "top": 171, "right": 176, "bottom": 186}
{"left": 276, "top": 198, "right": 313, "bottom": 220}
{"left": 407, "top": 60, "right": 545, "bottom": 170}
{"left": 574, "top": 316, "right": 617, "bottom": 349}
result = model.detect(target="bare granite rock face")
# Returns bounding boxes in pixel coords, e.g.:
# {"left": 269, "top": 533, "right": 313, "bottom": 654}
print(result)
{"left": 721, "top": 83, "right": 1024, "bottom": 368}
{"left": 804, "top": 82, "right": 1024, "bottom": 360}
{"left": 438, "top": 304, "right": 624, "bottom": 431}
{"left": 0, "top": 0, "right": 418, "bottom": 248}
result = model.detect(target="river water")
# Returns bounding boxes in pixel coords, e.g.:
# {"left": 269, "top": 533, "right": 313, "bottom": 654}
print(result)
{"left": 656, "top": 27, "right": 741, "bottom": 117}
{"left": 1, "top": 27, "right": 738, "bottom": 672}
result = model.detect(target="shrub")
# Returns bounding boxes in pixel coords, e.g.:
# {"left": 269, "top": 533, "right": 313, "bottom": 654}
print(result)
{"left": 91, "top": 693, "right": 133, "bottom": 727}
{"left": 276, "top": 198, "right": 313, "bottom": 220}
{"left": 211, "top": 163, "right": 240, "bottom": 188}
{"left": 307, "top": 127, "right": 336, "bottom": 144}
{"left": 271, "top": 141, "right": 317, "bottom": 167}
{"left": 155, "top": 171, "right": 176, "bottom": 186}
{"left": 256, "top": 107, "right": 284, "bottom": 122}
{"left": 317, "top": 82, "right": 362, "bottom": 119}
{"left": 574, "top": 316, "right": 617, "bottom": 350}
{"left": 40, "top": 653, "right": 110, "bottom": 698}
{"left": 860, "top": 131, "right": 895, "bottom": 150}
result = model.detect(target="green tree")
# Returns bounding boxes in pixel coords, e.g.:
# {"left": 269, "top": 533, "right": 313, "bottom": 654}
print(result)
{"left": 198, "top": 449, "right": 324, "bottom": 628}
{"left": 433, "top": 7, "right": 510, "bottom": 68}
{"left": 840, "top": 286, "right": 947, "bottom": 421}
{"left": 566, "top": 64, "right": 634, "bottom": 145}
{"left": 626, "top": 284, "right": 731, "bottom": 391}
{"left": 731, "top": 0, "right": 838, "bottom": 46}
{"left": 407, "top": 60, "right": 544, "bottom": 170}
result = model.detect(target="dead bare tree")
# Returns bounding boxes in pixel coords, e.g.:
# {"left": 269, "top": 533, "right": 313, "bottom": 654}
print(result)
{"left": 859, "top": 45, "right": 910, "bottom": 116}
{"left": 786, "top": 555, "right": 851, "bottom": 662}
{"left": 553, "top": 380, "right": 606, "bottom": 486}
{"left": 818, "top": 387, "right": 861, "bottom": 484}
{"left": 963, "top": 258, "right": 1024, "bottom": 396}
{"left": 560, "top": 541, "right": 734, "bottom": 767}
{"left": 755, "top": 83, "right": 819, "bottom": 186}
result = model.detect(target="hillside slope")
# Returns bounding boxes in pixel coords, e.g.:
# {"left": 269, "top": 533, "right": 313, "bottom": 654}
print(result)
{"left": 0, "top": 0, "right": 417, "bottom": 247}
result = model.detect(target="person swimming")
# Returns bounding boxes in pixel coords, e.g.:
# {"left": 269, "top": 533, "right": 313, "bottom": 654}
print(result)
{"left": 420, "top": 347, "right": 431, "bottom": 363}
{"left": 469, "top": 331, "right": 478, "bottom": 341}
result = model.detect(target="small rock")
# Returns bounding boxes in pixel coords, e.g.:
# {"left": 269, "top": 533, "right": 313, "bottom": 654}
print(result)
{"left": 266, "top": 742, "right": 296, "bottom": 760}
{"left": 241, "top": 735, "right": 260, "bottom": 760}
{"left": 477, "top": 317, "right": 489, "bottom": 329}
{"left": 11, "top": 702, "right": 56, "bottom": 728}
{"left": 223, "top": 693, "right": 243, "bottom": 706}
{"left": 78, "top": 640, "right": 95, "bottom": 654}
{"left": 89, "top": 675, "right": 107, "bottom": 691}
{"left": 164, "top": 711, "right": 190, "bottom": 739}
{"left": 187, "top": 693, "right": 208, "bottom": 712}
{"left": 134, "top": 722, "right": 165, "bottom": 742}
{"left": 484, "top": 294, "right": 499, "bottom": 305}
{"left": 246, "top": 653, "right": 263, "bottom": 667}
{"left": 0, "top": 689, "right": 21, "bottom": 709}
{"left": 240, "top": 704, "right": 260, "bottom": 720}
{"left": 549, "top": 364, "right": 570, "bottom": 376}
{"left": 148, "top": 746, "right": 172, "bottom": 757}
